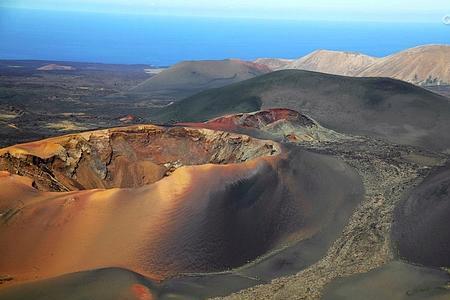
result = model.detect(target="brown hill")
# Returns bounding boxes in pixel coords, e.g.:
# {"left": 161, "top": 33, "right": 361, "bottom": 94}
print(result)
{"left": 127, "top": 59, "right": 270, "bottom": 102}
{"left": 288, "top": 50, "right": 378, "bottom": 76}
{"left": 253, "top": 58, "right": 293, "bottom": 71}
{"left": 358, "top": 45, "right": 450, "bottom": 85}
{"left": 256, "top": 45, "right": 450, "bottom": 86}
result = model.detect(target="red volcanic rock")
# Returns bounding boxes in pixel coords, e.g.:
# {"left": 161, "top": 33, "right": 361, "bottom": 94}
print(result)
{"left": 37, "top": 64, "right": 75, "bottom": 71}
{"left": 131, "top": 284, "right": 154, "bottom": 300}
{"left": 179, "top": 108, "right": 314, "bottom": 131}
{"left": 119, "top": 115, "right": 137, "bottom": 123}
{"left": 231, "top": 59, "right": 273, "bottom": 73}
{"left": 285, "top": 133, "right": 300, "bottom": 142}
{"left": 178, "top": 108, "right": 347, "bottom": 144}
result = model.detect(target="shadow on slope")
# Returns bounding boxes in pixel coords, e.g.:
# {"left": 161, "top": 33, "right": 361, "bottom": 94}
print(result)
{"left": 0, "top": 267, "right": 263, "bottom": 300}
{"left": 392, "top": 163, "right": 450, "bottom": 268}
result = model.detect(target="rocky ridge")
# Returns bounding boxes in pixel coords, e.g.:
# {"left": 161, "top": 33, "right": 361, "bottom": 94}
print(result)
{"left": 0, "top": 125, "right": 279, "bottom": 191}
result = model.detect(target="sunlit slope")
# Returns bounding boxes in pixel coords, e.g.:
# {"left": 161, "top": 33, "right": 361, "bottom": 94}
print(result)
{"left": 288, "top": 49, "right": 378, "bottom": 76}
{"left": 257, "top": 45, "right": 450, "bottom": 86}
{"left": 0, "top": 124, "right": 363, "bottom": 287}
{"left": 358, "top": 45, "right": 450, "bottom": 85}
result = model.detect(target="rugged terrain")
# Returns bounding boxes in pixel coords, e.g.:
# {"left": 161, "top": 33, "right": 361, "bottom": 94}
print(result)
{"left": 1, "top": 53, "right": 450, "bottom": 300}
{"left": 0, "top": 60, "right": 158, "bottom": 146}
{"left": 0, "top": 108, "right": 448, "bottom": 300}
{"left": 0, "top": 125, "right": 279, "bottom": 192}
{"left": 2, "top": 54, "right": 449, "bottom": 149}
{"left": 178, "top": 108, "right": 346, "bottom": 143}
{"left": 0, "top": 59, "right": 272, "bottom": 147}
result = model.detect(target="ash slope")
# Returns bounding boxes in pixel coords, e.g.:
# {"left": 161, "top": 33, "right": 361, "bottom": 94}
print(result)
{"left": 126, "top": 59, "right": 270, "bottom": 102}
{"left": 322, "top": 261, "right": 450, "bottom": 300}
{"left": 392, "top": 163, "right": 450, "bottom": 268}
{"left": 154, "top": 69, "right": 450, "bottom": 152}
{"left": 0, "top": 123, "right": 363, "bottom": 296}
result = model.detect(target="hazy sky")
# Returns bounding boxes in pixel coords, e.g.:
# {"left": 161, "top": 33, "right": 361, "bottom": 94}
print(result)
{"left": 1, "top": 0, "right": 449, "bottom": 22}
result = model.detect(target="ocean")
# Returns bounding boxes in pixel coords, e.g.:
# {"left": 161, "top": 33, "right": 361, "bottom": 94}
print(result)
{"left": 0, "top": 8, "right": 449, "bottom": 66}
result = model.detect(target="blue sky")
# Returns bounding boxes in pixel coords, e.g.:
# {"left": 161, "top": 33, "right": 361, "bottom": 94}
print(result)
{"left": 1, "top": 0, "right": 448, "bottom": 22}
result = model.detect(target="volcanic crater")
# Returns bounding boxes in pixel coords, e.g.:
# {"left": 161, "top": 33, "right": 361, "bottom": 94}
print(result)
{"left": 0, "top": 118, "right": 363, "bottom": 297}
{"left": 0, "top": 125, "right": 280, "bottom": 192}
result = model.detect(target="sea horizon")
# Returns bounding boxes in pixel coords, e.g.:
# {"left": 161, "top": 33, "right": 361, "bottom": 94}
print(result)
{"left": 0, "top": 8, "right": 449, "bottom": 66}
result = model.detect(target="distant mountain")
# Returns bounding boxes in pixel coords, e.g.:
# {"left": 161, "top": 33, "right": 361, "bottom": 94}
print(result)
{"left": 255, "top": 45, "right": 450, "bottom": 86}
{"left": 287, "top": 50, "right": 378, "bottom": 76}
{"left": 358, "top": 45, "right": 450, "bottom": 85}
{"left": 253, "top": 58, "right": 294, "bottom": 71}
{"left": 127, "top": 59, "right": 270, "bottom": 102}
{"left": 37, "top": 64, "right": 75, "bottom": 71}
{"left": 154, "top": 69, "right": 450, "bottom": 152}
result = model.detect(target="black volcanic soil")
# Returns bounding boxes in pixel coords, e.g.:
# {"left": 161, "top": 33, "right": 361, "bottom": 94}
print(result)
{"left": 426, "top": 85, "right": 450, "bottom": 98}
{"left": 322, "top": 261, "right": 450, "bottom": 300}
{"left": 392, "top": 163, "right": 450, "bottom": 268}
